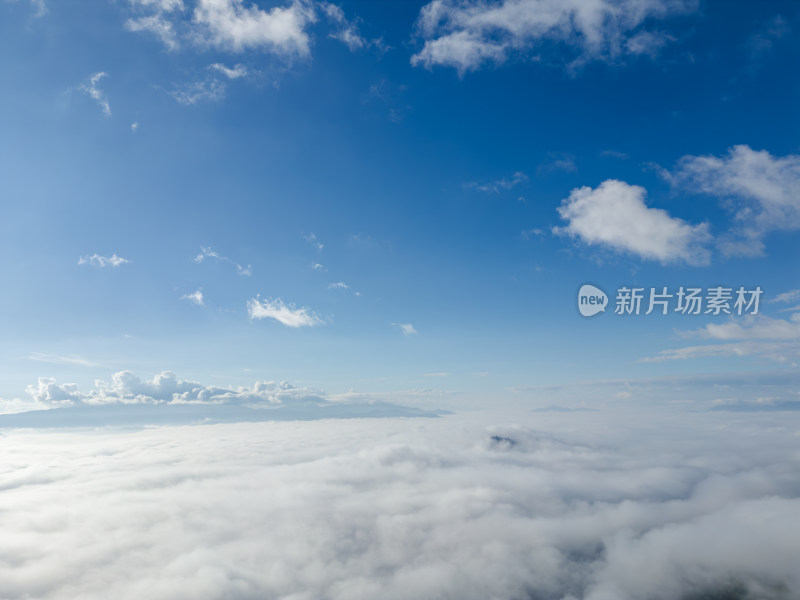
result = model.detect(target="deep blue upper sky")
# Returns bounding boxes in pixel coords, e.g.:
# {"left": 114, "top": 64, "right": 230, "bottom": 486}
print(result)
{"left": 1, "top": 0, "right": 799, "bottom": 408}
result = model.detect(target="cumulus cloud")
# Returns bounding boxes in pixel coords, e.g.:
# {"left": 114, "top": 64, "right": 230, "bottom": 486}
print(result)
{"left": 22, "top": 370, "right": 321, "bottom": 407}
{"left": 78, "top": 253, "right": 129, "bottom": 267}
{"left": 668, "top": 145, "right": 800, "bottom": 257}
{"left": 247, "top": 297, "right": 322, "bottom": 327}
{"left": 123, "top": 0, "right": 318, "bottom": 58}
{"left": 328, "top": 281, "right": 348, "bottom": 290}
{"left": 411, "top": 0, "right": 698, "bottom": 74}
{"left": 0, "top": 409, "right": 798, "bottom": 599}
{"left": 193, "top": 0, "right": 316, "bottom": 54}
{"left": 554, "top": 179, "right": 711, "bottom": 265}
{"left": 79, "top": 72, "right": 111, "bottom": 116}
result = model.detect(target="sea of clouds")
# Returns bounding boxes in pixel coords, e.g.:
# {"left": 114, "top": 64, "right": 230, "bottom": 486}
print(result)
{"left": 1, "top": 408, "right": 798, "bottom": 600}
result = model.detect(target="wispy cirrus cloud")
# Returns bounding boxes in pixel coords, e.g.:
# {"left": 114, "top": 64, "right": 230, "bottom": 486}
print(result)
{"left": 303, "top": 231, "right": 323, "bottom": 251}
{"left": 464, "top": 171, "right": 528, "bottom": 194}
{"left": 125, "top": 13, "right": 180, "bottom": 50}
{"left": 684, "top": 313, "right": 800, "bottom": 341}
{"left": 27, "top": 353, "right": 102, "bottom": 368}
{"left": 247, "top": 297, "right": 322, "bottom": 327}
{"left": 209, "top": 62, "right": 248, "bottom": 79}
{"left": 769, "top": 289, "right": 800, "bottom": 304}
{"left": 171, "top": 78, "right": 227, "bottom": 104}
{"left": 193, "top": 246, "right": 251, "bottom": 275}
{"left": 78, "top": 253, "right": 129, "bottom": 267}
{"left": 320, "top": 2, "right": 365, "bottom": 50}
{"left": 639, "top": 340, "right": 800, "bottom": 364}
{"left": 79, "top": 72, "right": 111, "bottom": 116}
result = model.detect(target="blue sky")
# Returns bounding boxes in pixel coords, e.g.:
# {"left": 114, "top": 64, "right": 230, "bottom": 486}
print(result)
{"left": 1, "top": 0, "right": 799, "bottom": 410}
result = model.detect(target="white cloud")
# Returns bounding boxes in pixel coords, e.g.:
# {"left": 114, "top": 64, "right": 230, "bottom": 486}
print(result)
{"left": 669, "top": 145, "right": 800, "bottom": 257}
{"left": 123, "top": 0, "right": 384, "bottom": 65}
{"left": 311, "top": 262, "right": 324, "bottom": 270}
{"left": 747, "top": 15, "right": 790, "bottom": 58}
{"left": 396, "top": 323, "right": 418, "bottom": 335}
{"left": 248, "top": 297, "right": 322, "bottom": 327}
{"left": 27, "top": 353, "right": 101, "bottom": 368}
{"left": 77, "top": 253, "right": 129, "bottom": 267}
{"left": 23, "top": 370, "right": 323, "bottom": 407}
{"left": 129, "top": 0, "right": 184, "bottom": 9}
{"left": 411, "top": 0, "right": 697, "bottom": 74}
{"left": 29, "top": 0, "right": 47, "bottom": 17}
{"left": 131, "top": 121, "right": 139, "bottom": 132}
{"left": 328, "top": 281, "right": 348, "bottom": 290}
{"left": 181, "top": 289, "right": 205, "bottom": 306}
{"left": 770, "top": 289, "right": 800, "bottom": 304}
{"left": 192, "top": 0, "right": 316, "bottom": 55}
{"left": 554, "top": 179, "right": 711, "bottom": 265}
{"left": 193, "top": 246, "right": 251, "bottom": 275}
{"left": 639, "top": 340, "right": 800, "bottom": 364}
{"left": 537, "top": 152, "right": 577, "bottom": 174}
{"left": 5, "top": 0, "right": 48, "bottom": 18}
{"left": 0, "top": 410, "right": 798, "bottom": 599}
{"left": 125, "top": 14, "right": 180, "bottom": 49}
{"left": 321, "top": 2, "right": 366, "bottom": 51}
{"left": 171, "top": 78, "right": 227, "bottom": 104}
{"left": 79, "top": 72, "right": 111, "bottom": 116}
{"left": 303, "top": 231, "right": 324, "bottom": 251}
{"left": 642, "top": 304, "right": 800, "bottom": 365}
{"left": 464, "top": 171, "right": 528, "bottom": 194}
{"left": 209, "top": 62, "right": 249, "bottom": 78}
{"left": 685, "top": 313, "right": 800, "bottom": 341}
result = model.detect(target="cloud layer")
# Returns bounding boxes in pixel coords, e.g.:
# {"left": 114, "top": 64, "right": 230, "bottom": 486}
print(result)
{"left": 0, "top": 409, "right": 798, "bottom": 599}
